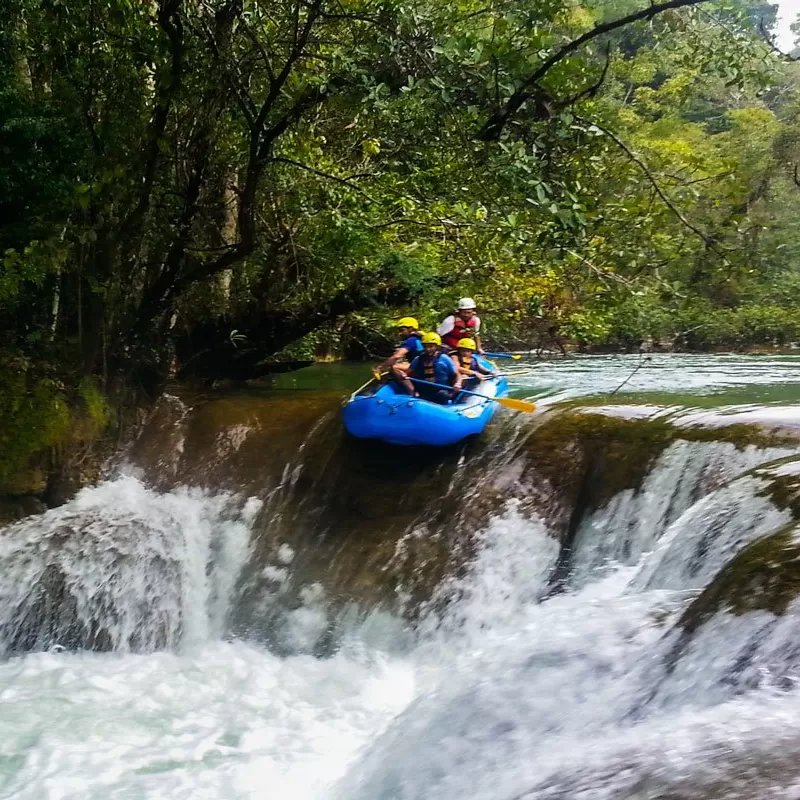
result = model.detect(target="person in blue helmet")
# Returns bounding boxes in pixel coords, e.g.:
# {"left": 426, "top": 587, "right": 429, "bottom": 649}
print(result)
{"left": 400, "top": 331, "right": 461, "bottom": 404}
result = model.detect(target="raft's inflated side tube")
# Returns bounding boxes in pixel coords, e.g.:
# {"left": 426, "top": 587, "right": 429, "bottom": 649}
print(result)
{"left": 342, "top": 361, "right": 509, "bottom": 446}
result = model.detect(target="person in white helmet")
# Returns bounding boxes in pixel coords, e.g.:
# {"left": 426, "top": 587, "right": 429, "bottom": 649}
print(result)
{"left": 437, "top": 297, "right": 483, "bottom": 353}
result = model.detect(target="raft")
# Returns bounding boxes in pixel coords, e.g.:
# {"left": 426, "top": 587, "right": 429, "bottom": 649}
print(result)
{"left": 342, "top": 372, "right": 510, "bottom": 446}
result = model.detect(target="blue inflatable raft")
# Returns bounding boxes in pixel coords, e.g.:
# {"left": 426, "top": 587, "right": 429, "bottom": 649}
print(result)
{"left": 342, "top": 373, "right": 509, "bottom": 446}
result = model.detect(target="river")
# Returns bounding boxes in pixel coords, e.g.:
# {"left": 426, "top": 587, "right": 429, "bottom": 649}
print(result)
{"left": 2, "top": 353, "right": 800, "bottom": 799}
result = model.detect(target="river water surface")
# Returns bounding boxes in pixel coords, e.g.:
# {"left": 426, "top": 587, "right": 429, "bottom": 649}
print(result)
{"left": 2, "top": 354, "right": 800, "bottom": 799}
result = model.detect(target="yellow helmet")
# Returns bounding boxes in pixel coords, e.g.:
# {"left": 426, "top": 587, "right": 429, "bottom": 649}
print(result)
{"left": 395, "top": 317, "right": 419, "bottom": 329}
{"left": 421, "top": 331, "right": 442, "bottom": 346}
{"left": 457, "top": 337, "right": 477, "bottom": 351}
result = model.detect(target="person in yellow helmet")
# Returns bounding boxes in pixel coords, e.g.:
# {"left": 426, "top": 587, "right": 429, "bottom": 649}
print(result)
{"left": 375, "top": 316, "right": 424, "bottom": 383}
{"left": 400, "top": 331, "right": 461, "bottom": 403}
{"left": 450, "top": 337, "right": 497, "bottom": 390}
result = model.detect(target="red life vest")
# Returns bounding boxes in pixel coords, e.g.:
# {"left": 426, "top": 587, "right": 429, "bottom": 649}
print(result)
{"left": 442, "top": 316, "right": 478, "bottom": 350}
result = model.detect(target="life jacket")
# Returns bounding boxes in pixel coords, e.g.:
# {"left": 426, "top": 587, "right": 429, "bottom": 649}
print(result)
{"left": 400, "top": 333, "right": 424, "bottom": 359}
{"left": 457, "top": 352, "right": 476, "bottom": 372}
{"left": 411, "top": 352, "right": 454, "bottom": 385}
{"left": 442, "top": 316, "right": 478, "bottom": 350}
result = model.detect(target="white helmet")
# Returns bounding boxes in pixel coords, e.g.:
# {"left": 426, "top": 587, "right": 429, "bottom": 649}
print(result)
{"left": 457, "top": 297, "right": 476, "bottom": 310}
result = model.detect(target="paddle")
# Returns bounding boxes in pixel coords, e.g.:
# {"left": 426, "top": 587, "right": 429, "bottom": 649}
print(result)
{"left": 409, "top": 378, "right": 536, "bottom": 413}
{"left": 348, "top": 371, "right": 387, "bottom": 401}
{"left": 482, "top": 351, "right": 522, "bottom": 360}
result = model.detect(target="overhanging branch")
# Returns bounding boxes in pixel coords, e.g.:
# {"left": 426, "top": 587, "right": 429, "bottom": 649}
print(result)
{"left": 273, "top": 157, "right": 377, "bottom": 197}
{"left": 478, "top": 0, "right": 713, "bottom": 140}
{"left": 588, "top": 119, "right": 721, "bottom": 251}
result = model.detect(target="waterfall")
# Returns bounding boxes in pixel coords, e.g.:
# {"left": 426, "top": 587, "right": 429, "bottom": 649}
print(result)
{"left": 2, "top": 368, "right": 800, "bottom": 799}
{"left": 0, "top": 476, "right": 259, "bottom": 655}
{"left": 335, "top": 449, "right": 800, "bottom": 800}
{"left": 567, "top": 440, "right": 795, "bottom": 587}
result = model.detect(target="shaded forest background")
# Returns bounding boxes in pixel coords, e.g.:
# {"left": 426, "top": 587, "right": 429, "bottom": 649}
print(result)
{"left": 2, "top": 0, "right": 800, "bottom": 496}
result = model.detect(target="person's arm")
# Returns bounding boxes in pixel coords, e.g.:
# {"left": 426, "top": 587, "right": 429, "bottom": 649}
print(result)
{"left": 473, "top": 317, "right": 484, "bottom": 354}
{"left": 377, "top": 346, "right": 408, "bottom": 371}
{"left": 437, "top": 316, "right": 455, "bottom": 337}
{"left": 448, "top": 357, "right": 463, "bottom": 391}
{"left": 379, "top": 335, "right": 417, "bottom": 370}
{"left": 398, "top": 356, "right": 420, "bottom": 395}
{"left": 451, "top": 353, "right": 476, "bottom": 377}
{"left": 474, "top": 360, "right": 495, "bottom": 378}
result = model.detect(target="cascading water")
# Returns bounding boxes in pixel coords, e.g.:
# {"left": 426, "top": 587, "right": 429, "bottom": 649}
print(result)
{"left": 0, "top": 476, "right": 259, "bottom": 655}
{"left": 567, "top": 439, "right": 796, "bottom": 587}
{"left": 3, "top": 354, "right": 800, "bottom": 800}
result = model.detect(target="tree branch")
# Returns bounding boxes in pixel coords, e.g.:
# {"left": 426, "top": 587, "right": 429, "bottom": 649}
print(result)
{"left": 588, "top": 119, "right": 720, "bottom": 250}
{"left": 273, "top": 157, "right": 376, "bottom": 195}
{"left": 118, "top": 0, "right": 183, "bottom": 246}
{"left": 199, "top": 14, "right": 256, "bottom": 127}
{"left": 555, "top": 42, "right": 612, "bottom": 109}
{"left": 564, "top": 248, "right": 632, "bottom": 287}
{"left": 758, "top": 18, "right": 800, "bottom": 61}
{"left": 478, "top": 0, "right": 713, "bottom": 140}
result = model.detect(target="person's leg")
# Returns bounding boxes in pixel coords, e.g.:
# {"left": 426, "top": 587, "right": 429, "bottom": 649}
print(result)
{"left": 391, "top": 363, "right": 416, "bottom": 395}
{"left": 431, "top": 389, "right": 452, "bottom": 404}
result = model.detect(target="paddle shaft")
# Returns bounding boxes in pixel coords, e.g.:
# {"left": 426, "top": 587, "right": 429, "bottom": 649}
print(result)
{"left": 482, "top": 352, "right": 522, "bottom": 359}
{"left": 349, "top": 371, "right": 387, "bottom": 400}
{"left": 408, "top": 378, "right": 536, "bottom": 412}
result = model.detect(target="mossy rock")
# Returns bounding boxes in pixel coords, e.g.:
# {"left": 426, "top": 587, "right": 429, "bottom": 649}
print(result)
{"left": 522, "top": 411, "right": 800, "bottom": 516}
{"left": 0, "top": 495, "right": 46, "bottom": 526}
{"left": 755, "top": 460, "right": 800, "bottom": 520}
{"left": 679, "top": 526, "right": 800, "bottom": 635}
{"left": 0, "top": 358, "right": 118, "bottom": 507}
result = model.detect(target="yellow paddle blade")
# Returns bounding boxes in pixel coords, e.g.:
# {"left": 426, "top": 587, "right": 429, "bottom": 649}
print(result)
{"left": 496, "top": 396, "right": 536, "bottom": 413}
{"left": 510, "top": 354, "right": 522, "bottom": 360}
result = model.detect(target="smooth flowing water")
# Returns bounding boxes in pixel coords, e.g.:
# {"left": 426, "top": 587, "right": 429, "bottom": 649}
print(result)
{"left": 2, "top": 354, "right": 800, "bottom": 800}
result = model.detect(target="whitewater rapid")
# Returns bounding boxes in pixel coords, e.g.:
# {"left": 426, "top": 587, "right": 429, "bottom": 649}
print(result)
{"left": 5, "top": 353, "right": 800, "bottom": 799}
{"left": 2, "top": 466, "right": 800, "bottom": 799}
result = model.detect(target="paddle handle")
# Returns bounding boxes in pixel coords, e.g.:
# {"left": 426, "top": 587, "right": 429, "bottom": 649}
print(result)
{"left": 409, "top": 377, "right": 536, "bottom": 413}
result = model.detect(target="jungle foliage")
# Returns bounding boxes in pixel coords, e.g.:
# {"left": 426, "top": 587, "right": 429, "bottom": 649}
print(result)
{"left": 1, "top": 0, "right": 799, "bottom": 405}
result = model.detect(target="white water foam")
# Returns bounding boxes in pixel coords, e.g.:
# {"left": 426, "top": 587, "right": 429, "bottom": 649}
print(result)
{"left": 569, "top": 441, "right": 794, "bottom": 587}
{"left": 631, "top": 474, "right": 792, "bottom": 592}
{"left": 0, "top": 642, "right": 414, "bottom": 800}
{"left": 0, "top": 476, "right": 258, "bottom": 654}
{"left": 2, "top": 431, "right": 800, "bottom": 798}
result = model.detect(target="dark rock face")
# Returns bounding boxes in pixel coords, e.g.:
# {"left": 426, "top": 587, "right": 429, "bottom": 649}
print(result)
{"left": 679, "top": 527, "right": 800, "bottom": 635}
{"left": 5, "top": 386, "right": 800, "bottom": 657}
{"left": 0, "top": 496, "right": 46, "bottom": 526}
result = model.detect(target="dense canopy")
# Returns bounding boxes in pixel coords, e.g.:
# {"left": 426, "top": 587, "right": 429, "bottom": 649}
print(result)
{"left": 2, "top": 0, "right": 799, "bottom": 392}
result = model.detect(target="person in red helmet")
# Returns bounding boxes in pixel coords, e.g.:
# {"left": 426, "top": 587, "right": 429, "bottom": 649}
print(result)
{"left": 437, "top": 297, "right": 483, "bottom": 353}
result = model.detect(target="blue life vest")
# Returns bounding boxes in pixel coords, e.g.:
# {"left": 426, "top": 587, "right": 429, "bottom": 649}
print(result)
{"left": 400, "top": 334, "right": 424, "bottom": 359}
{"left": 410, "top": 352, "right": 457, "bottom": 385}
